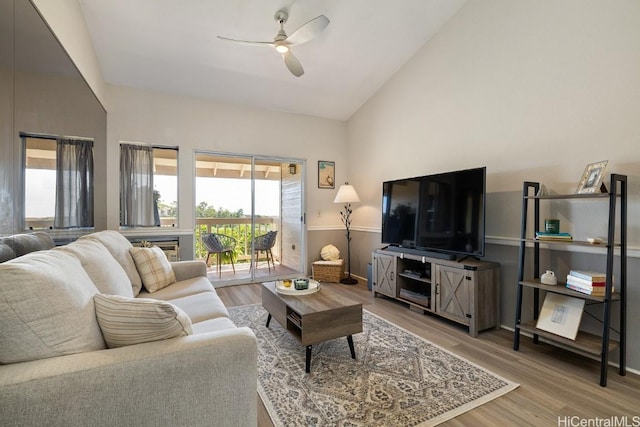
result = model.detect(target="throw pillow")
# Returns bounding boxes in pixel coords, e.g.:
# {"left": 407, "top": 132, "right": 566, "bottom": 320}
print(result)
{"left": 55, "top": 239, "right": 134, "bottom": 297}
{"left": 320, "top": 244, "right": 340, "bottom": 261}
{"left": 94, "top": 294, "right": 192, "bottom": 348}
{"left": 0, "top": 251, "right": 106, "bottom": 364}
{"left": 129, "top": 246, "right": 176, "bottom": 293}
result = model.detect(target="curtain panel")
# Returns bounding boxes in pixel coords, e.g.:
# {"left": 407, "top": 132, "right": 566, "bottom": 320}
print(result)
{"left": 120, "top": 144, "right": 157, "bottom": 227}
{"left": 54, "top": 138, "right": 94, "bottom": 228}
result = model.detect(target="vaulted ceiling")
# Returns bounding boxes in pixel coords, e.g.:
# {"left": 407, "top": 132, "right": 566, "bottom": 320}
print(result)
{"left": 78, "top": 0, "right": 466, "bottom": 121}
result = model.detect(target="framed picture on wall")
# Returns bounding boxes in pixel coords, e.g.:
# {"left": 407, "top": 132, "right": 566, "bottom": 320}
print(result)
{"left": 318, "top": 161, "right": 335, "bottom": 189}
{"left": 576, "top": 160, "right": 608, "bottom": 194}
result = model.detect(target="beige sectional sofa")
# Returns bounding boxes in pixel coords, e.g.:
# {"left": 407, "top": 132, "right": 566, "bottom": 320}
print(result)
{"left": 0, "top": 230, "right": 257, "bottom": 427}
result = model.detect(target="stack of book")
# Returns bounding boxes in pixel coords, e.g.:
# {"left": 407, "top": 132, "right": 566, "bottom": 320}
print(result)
{"left": 565, "top": 270, "right": 614, "bottom": 296}
{"left": 535, "top": 231, "right": 573, "bottom": 241}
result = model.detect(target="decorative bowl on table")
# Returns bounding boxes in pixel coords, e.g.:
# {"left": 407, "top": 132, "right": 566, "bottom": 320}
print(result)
{"left": 294, "top": 278, "right": 309, "bottom": 290}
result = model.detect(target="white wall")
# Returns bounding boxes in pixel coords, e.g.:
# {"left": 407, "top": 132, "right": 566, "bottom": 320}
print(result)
{"left": 106, "top": 85, "right": 347, "bottom": 230}
{"left": 346, "top": 0, "right": 640, "bottom": 372}
{"left": 348, "top": 0, "right": 640, "bottom": 241}
{"left": 31, "top": 0, "right": 106, "bottom": 105}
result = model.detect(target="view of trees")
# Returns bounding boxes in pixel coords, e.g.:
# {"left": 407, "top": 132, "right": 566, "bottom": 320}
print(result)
{"left": 195, "top": 201, "right": 245, "bottom": 218}
{"left": 155, "top": 196, "right": 275, "bottom": 264}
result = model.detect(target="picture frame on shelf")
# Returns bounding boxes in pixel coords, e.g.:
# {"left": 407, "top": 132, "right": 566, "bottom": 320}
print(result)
{"left": 536, "top": 293, "right": 585, "bottom": 340}
{"left": 576, "top": 160, "right": 608, "bottom": 194}
{"left": 318, "top": 160, "right": 335, "bottom": 189}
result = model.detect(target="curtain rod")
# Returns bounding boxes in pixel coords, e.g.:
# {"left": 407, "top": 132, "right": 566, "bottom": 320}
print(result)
{"left": 20, "top": 131, "right": 94, "bottom": 142}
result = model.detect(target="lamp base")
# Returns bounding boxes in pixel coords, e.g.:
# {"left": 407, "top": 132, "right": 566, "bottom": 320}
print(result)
{"left": 340, "top": 276, "right": 358, "bottom": 285}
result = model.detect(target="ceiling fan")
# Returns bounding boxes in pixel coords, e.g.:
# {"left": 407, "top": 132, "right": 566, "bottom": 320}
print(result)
{"left": 217, "top": 10, "right": 330, "bottom": 77}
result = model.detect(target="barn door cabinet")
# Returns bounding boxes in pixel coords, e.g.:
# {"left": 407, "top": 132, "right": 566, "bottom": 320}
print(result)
{"left": 372, "top": 249, "right": 500, "bottom": 337}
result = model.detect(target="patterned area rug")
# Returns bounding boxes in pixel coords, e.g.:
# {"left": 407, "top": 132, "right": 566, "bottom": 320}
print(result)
{"left": 229, "top": 304, "right": 518, "bottom": 427}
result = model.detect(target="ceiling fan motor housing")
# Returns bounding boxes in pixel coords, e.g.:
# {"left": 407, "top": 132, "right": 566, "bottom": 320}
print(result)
{"left": 274, "top": 10, "right": 288, "bottom": 24}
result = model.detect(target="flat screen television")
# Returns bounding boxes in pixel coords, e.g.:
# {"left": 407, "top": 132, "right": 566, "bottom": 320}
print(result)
{"left": 381, "top": 167, "right": 486, "bottom": 258}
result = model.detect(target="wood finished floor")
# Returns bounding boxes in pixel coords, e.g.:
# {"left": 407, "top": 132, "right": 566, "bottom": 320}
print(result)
{"left": 216, "top": 281, "right": 640, "bottom": 427}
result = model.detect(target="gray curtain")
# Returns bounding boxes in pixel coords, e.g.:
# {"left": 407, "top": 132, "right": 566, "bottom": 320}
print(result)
{"left": 120, "top": 144, "right": 156, "bottom": 227}
{"left": 54, "top": 138, "right": 94, "bottom": 228}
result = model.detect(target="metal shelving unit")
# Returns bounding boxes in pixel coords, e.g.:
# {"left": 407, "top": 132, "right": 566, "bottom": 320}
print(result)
{"left": 513, "top": 174, "right": 627, "bottom": 387}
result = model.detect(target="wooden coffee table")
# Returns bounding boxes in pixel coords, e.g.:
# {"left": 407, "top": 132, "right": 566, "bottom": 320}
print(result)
{"left": 261, "top": 281, "right": 363, "bottom": 373}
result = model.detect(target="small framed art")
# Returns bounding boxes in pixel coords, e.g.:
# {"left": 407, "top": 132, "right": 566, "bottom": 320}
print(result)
{"left": 536, "top": 293, "right": 585, "bottom": 340}
{"left": 576, "top": 160, "right": 608, "bottom": 194}
{"left": 318, "top": 161, "right": 335, "bottom": 189}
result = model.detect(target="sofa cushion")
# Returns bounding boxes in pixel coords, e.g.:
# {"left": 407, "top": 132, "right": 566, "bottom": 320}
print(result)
{"left": 0, "top": 251, "right": 105, "bottom": 364}
{"left": 191, "top": 316, "right": 237, "bottom": 335}
{"left": 168, "top": 291, "right": 229, "bottom": 323}
{"left": 55, "top": 239, "right": 134, "bottom": 297}
{"left": 137, "top": 276, "right": 214, "bottom": 301}
{"left": 80, "top": 231, "right": 143, "bottom": 296}
{"left": 94, "top": 294, "right": 192, "bottom": 348}
{"left": 0, "top": 243, "right": 15, "bottom": 263}
{"left": 130, "top": 246, "right": 176, "bottom": 293}
{"left": 1, "top": 231, "right": 55, "bottom": 257}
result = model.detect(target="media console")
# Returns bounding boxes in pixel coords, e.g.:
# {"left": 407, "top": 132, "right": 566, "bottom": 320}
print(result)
{"left": 372, "top": 248, "right": 501, "bottom": 337}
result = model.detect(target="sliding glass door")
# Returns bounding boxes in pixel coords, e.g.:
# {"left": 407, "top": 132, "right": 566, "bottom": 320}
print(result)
{"left": 194, "top": 152, "right": 305, "bottom": 286}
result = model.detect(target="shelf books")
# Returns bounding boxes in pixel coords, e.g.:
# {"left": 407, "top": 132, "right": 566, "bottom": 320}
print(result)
{"left": 535, "top": 232, "right": 573, "bottom": 241}
{"left": 566, "top": 270, "right": 614, "bottom": 296}
{"left": 568, "top": 270, "right": 605, "bottom": 281}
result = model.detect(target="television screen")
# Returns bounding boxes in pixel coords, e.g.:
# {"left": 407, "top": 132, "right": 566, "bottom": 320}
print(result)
{"left": 381, "top": 167, "right": 486, "bottom": 257}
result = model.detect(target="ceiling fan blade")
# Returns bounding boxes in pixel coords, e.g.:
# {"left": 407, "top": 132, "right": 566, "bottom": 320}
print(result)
{"left": 217, "top": 36, "right": 274, "bottom": 48}
{"left": 285, "top": 15, "right": 329, "bottom": 45}
{"left": 282, "top": 51, "right": 304, "bottom": 77}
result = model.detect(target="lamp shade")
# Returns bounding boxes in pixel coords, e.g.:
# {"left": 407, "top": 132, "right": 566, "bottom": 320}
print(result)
{"left": 334, "top": 183, "right": 360, "bottom": 204}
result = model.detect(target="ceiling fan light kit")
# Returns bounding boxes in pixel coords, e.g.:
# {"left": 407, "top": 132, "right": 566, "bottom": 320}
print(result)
{"left": 217, "top": 9, "right": 330, "bottom": 77}
{"left": 275, "top": 43, "right": 289, "bottom": 53}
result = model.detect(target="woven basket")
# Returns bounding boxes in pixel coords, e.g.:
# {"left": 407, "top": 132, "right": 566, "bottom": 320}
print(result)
{"left": 312, "top": 259, "right": 345, "bottom": 283}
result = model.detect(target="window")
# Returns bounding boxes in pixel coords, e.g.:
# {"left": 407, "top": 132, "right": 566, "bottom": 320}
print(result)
{"left": 119, "top": 143, "right": 178, "bottom": 227}
{"left": 153, "top": 147, "right": 178, "bottom": 227}
{"left": 23, "top": 135, "right": 94, "bottom": 230}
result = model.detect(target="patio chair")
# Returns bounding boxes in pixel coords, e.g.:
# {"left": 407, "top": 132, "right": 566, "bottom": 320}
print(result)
{"left": 202, "top": 233, "right": 236, "bottom": 277}
{"left": 252, "top": 230, "right": 278, "bottom": 272}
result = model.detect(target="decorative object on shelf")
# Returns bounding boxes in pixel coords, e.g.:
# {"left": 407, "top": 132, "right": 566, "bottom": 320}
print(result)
{"left": 540, "top": 270, "right": 558, "bottom": 285}
{"left": 535, "top": 293, "right": 585, "bottom": 340}
{"left": 576, "top": 160, "right": 608, "bottom": 194}
{"left": 139, "top": 240, "right": 153, "bottom": 248}
{"left": 334, "top": 182, "right": 360, "bottom": 284}
{"left": 587, "top": 237, "right": 603, "bottom": 245}
{"left": 535, "top": 184, "right": 548, "bottom": 196}
{"left": 288, "top": 163, "right": 296, "bottom": 175}
{"left": 318, "top": 160, "right": 335, "bottom": 189}
{"left": 320, "top": 244, "right": 340, "bottom": 260}
{"left": 535, "top": 231, "right": 572, "bottom": 241}
{"left": 544, "top": 219, "right": 560, "bottom": 234}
